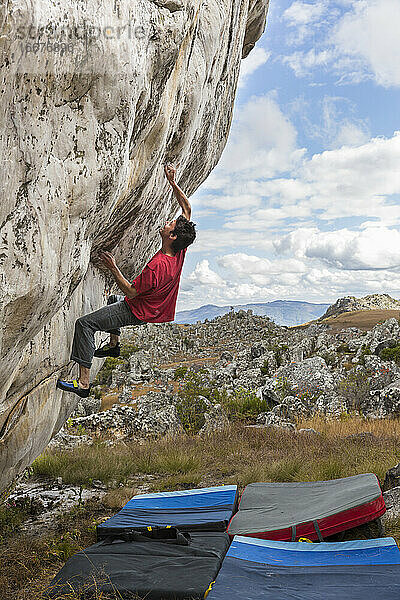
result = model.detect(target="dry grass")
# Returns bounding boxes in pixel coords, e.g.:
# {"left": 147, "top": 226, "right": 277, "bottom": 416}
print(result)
{"left": 4, "top": 418, "right": 400, "bottom": 599}
{"left": 297, "top": 414, "right": 400, "bottom": 438}
{"left": 32, "top": 419, "right": 400, "bottom": 487}
{"left": 100, "top": 392, "right": 120, "bottom": 411}
{"left": 291, "top": 309, "right": 400, "bottom": 332}
{"left": 101, "top": 487, "right": 137, "bottom": 510}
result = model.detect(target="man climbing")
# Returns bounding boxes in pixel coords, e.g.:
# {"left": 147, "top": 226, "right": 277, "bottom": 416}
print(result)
{"left": 56, "top": 163, "right": 196, "bottom": 398}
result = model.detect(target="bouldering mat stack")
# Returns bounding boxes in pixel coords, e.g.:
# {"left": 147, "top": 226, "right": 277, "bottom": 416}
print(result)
{"left": 206, "top": 536, "right": 400, "bottom": 600}
{"left": 47, "top": 528, "right": 230, "bottom": 599}
{"left": 97, "top": 485, "right": 238, "bottom": 539}
{"left": 47, "top": 486, "right": 237, "bottom": 599}
{"left": 227, "top": 474, "right": 385, "bottom": 541}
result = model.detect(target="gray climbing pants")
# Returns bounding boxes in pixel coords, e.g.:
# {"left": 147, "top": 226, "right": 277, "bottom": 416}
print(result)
{"left": 70, "top": 294, "right": 144, "bottom": 368}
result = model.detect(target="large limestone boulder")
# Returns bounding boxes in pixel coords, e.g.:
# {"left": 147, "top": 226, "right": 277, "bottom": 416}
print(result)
{"left": 0, "top": 0, "right": 268, "bottom": 493}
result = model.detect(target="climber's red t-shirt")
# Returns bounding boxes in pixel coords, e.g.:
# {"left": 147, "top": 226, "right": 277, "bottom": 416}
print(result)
{"left": 125, "top": 247, "right": 187, "bottom": 323}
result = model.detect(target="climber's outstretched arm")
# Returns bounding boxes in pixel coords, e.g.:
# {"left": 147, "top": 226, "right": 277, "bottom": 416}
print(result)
{"left": 164, "top": 163, "right": 191, "bottom": 220}
{"left": 99, "top": 251, "right": 138, "bottom": 299}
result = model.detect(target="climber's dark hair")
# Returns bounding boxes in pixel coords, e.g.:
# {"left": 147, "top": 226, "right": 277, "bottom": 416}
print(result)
{"left": 171, "top": 215, "right": 197, "bottom": 253}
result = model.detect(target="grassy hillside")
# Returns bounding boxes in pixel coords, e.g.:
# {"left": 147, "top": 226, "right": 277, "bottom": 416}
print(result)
{"left": 292, "top": 309, "right": 400, "bottom": 332}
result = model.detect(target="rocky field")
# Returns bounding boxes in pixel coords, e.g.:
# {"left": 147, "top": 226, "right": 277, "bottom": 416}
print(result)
{"left": 3, "top": 307, "right": 400, "bottom": 598}
{"left": 60, "top": 307, "right": 400, "bottom": 439}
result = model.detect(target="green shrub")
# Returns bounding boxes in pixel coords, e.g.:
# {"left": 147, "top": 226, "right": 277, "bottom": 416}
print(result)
{"left": 183, "top": 336, "right": 195, "bottom": 349}
{"left": 380, "top": 346, "right": 400, "bottom": 364}
{"left": 120, "top": 341, "right": 140, "bottom": 358}
{"left": 47, "top": 529, "right": 82, "bottom": 562}
{"left": 338, "top": 370, "right": 370, "bottom": 411}
{"left": 270, "top": 344, "right": 289, "bottom": 367}
{"left": 221, "top": 388, "right": 269, "bottom": 421}
{"left": 93, "top": 357, "right": 124, "bottom": 386}
{"left": 260, "top": 360, "right": 269, "bottom": 376}
{"left": 0, "top": 503, "right": 28, "bottom": 538}
{"left": 320, "top": 351, "right": 336, "bottom": 366}
{"left": 174, "top": 370, "right": 229, "bottom": 432}
{"left": 175, "top": 395, "right": 208, "bottom": 433}
{"left": 173, "top": 366, "right": 188, "bottom": 380}
{"left": 359, "top": 347, "right": 372, "bottom": 365}
{"left": 337, "top": 343, "right": 351, "bottom": 353}
{"left": 274, "top": 375, "right": 294, "bottom": 402}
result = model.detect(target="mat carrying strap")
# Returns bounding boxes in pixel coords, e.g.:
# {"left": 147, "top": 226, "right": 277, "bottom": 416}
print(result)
{"left": 312, "top": 520, "right": 324, "bottom": 542}
{"left": 291, "top": 525, "right": 296, "bottom": 542}
{"left": 102, "top": 526, "right": 191, "bottom": 546}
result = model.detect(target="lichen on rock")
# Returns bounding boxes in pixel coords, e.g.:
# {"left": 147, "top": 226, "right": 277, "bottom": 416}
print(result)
{"left": 0, "top": 0, "right": 269, "bottom": 494}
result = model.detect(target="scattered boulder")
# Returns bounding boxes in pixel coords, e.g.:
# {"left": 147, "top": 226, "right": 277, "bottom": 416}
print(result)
{"left": 250, "top": 344, "right": 265, "bottom": 360}
{"left": 298, "top": 428, "right": 319, "bottom": 435}
{"left": 199, "top": 404, "right": 229, "bottom": 435}
{"left": 70, "top": 405, "right": 139, "bottom": 438}
{"left": 48, "top": 429, "right": 93, "bottom": 450}
{"left": 383, "top": 463, "right": 400, "bottom": 492}
{"left": 256, "top": 412, "right": 296, "bottom": 431}
{"left": 267, "top": 396, "right": 309, "bottom": 421}
{"left": 71, "top": 395, "right": 102, "bottom": 418}
{"left": 362, "top": 384, "right": 400, "bottom": 418}
{"left": 118, "top": 386, "right": 134, "bottom": 404}
{"left": 134, "top": 392, "right": 183, "bottom": 437}
{"left": 363, "top": 318, "right": 400, "bottom": 355}
{"left": 374, "top": 339, "right": 399, "bottom": 356}
{"left": 6, "top": 481, "right": 104, "bottom": 533}
{"left": 127, "top": 351, "right": 154, "bottom": 384}
{"left": 257, "top": 357, "right": 335, "bottom": 410}
{"left": 382, "top": 487, "right": 400, "bottom": 520}
{"left": 312, "top": 394, "right": 348, "bottom": 418}
{"left": 363, "top": 355, "right": 400, "bottom": 391}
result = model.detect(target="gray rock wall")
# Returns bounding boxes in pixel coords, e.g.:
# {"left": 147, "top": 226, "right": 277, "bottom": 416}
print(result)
{"left": 0, "top": 0, "right": 268, "bottom": 494}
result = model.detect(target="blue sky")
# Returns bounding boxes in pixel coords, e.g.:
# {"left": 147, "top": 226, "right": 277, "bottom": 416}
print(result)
{"left": 177, "top": 0, "right": 400, "bottom": 311}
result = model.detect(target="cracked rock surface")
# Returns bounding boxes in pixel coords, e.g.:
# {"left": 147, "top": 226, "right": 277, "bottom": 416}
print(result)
{"left": 0, "top": 0, "right": 268, "bottom": 494}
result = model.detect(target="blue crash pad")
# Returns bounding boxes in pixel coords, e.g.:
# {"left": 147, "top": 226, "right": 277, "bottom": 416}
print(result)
{"left": 206, "top": 536, "right": 400, "bottom": 600}
{"left": 97, "top": 485, "right": 238, "bottom": 539}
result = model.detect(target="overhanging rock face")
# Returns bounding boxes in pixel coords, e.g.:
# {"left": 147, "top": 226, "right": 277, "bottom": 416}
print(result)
{"left": 0, "top": 0, "right": 268, "bottom": 494}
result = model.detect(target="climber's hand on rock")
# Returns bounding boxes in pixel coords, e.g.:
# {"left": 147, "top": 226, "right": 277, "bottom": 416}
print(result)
{"left": 99, "top": 251, "right": 118, "bottom": 272}
{"left": 164, "top": 162, "right": 176, "bottom": 184}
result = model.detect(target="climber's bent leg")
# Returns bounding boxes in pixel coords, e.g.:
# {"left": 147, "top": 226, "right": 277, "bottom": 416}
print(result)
{"left": 70, "top": 298, "right": 144, "bottom": 370}
{"left": 57, "top": 297, "right": 144, "bottom": 397}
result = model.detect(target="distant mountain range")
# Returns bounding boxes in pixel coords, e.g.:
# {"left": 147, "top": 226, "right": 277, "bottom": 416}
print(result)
{"left": 175, "top": 300, "right": 331, "bottom": 327}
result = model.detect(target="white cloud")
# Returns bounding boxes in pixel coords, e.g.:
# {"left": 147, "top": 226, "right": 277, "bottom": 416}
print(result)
{"left": 238, "top": 47, "right": 270, "bottom": 89}
{"left": 274, "top": 226, "right": 400, "bottom": 270}
{"left": 333, "top": 121, "right": 370, "bottom": 147}
{"left": 334, "top": 0, "right": 400, "bottom": 88}
{"left": 196, "top": 192, "right": 261, "bottom": 211}
{"left": 282, "top": 1, "right": 333, "bottom": 45}
{"left": 218, "top": 252, "right": 307, "bottom": 285}
{"left": 316, "top": 96, "right": 370, "bottom": 149}
{"left": 282, "top": 49, "right": 334, "bottom": 77}
{"left": 223, "top": 203, "right": 312, "bottom": 230}
{"left": 281, "top": 0, "right": 400, "bottom": 88}
{"left": 184, "top": 260, "right": 225, "bottom": 288}
{"left": 195, "top": 126, "right": 400, "bottom": 256}
{"left": 190, "top": 229, "right": 275, "bottom": 253}
{"left": 215, "top": 94, "right": 305, "bottom": 179}
{"left": 283, "top": 1, "right": 328, "bottom": 25}
{"left": 178, "top": 249, "right": 400, "bottom": 311}
{"left": 300, "top": 131, "right": 400, "bottom": 218}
